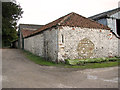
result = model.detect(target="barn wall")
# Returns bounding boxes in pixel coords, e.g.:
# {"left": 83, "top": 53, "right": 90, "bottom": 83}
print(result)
{"left": 24, "top": 33, "right": 44, "bottom": 57}
{"left": 91, "top": 11, "right": 120, "bottom": 37}
{"left": 24, "top": 28, "right": 58, "bottom": 62}
{"left": 107, "top": 18, "right": 117, "bottom": 33}
{"left": 58, "top": 26, "right": 118, "bottom": 61}
{"left": 107, "top": 11, "right": 120, "bottom": 37}
{"left": 97, "top": 18, "right": 107, "bottom": 26}
{"left": 110, "top": 11, "right": 120, "bottom": 19}
{"left": 43, "top": 28, "right": 58, "bottom": 62}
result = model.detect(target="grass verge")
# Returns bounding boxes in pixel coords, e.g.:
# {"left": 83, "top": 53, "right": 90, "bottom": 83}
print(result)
{"left": 23, "top": 50, "right": 58, "bottom": 66}
{"left": 23, "top": 50, "right": 119, "bottom": 69}
{"left": 65, "top": 61, "right": 119, "bottom": 69}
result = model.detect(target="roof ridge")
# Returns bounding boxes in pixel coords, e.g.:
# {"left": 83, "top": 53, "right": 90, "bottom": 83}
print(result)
{"left": 58, "top": 12, "right": 74, "bottom": 25}
{"left": 22, "top": 28, "right": 36, "bottom": 30}
{"left": 108, "top": 7, "right": 120, "bottom": 16}
{"left": 19, "top": 24, "right": 44, "bottom": 26}
{"left": 24, "top": 12, "right": 110, "bottom": 38}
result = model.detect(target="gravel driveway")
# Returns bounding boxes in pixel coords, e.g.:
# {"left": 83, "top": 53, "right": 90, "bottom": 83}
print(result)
{"left": 2, "top": 49, "right": 118, "bottom": 88}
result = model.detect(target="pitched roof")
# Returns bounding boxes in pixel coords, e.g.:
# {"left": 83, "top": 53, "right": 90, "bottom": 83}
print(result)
{"left": 19, "top": 24, "right": 43, "bottom": 31}
{"left": 25, "top": 12, "right": 110, "bottom": 38}
{"left": 21, "top": 29, "right": 35, "bottom": 38}
{"left": 89, "top": 7, "right": 120, "bottom": 20}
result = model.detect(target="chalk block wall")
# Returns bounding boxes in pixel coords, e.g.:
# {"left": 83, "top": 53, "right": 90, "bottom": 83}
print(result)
{"left": 24, "top": 33, "right": 44, "bottom": 57}
{"left": 24, "top": 26, "right": 119, "bottom": 62}
{"left": 24, "top": 28, "right": 58, "bottom": 62}
{"left": 58, "top": 26, "right": 118, "bottom": 62}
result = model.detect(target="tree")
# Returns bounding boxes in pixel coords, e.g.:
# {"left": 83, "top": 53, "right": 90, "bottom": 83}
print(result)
{"left": 2, "top": 1, "right": 23, "bottom": 46}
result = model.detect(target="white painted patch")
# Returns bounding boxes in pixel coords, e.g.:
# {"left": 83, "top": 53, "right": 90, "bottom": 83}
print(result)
{"left": 57, "top": 83, "right": 76, "bottom": 88}
{"left": 87, "top": 74, "right": 118, "bottom": 83}
{"left": 102, "top": 78, "right": 118, "bottom": 83}
{"left": 87, "top": 75, "right": 98, "bottom": 80}
{"left": 83, "top": 67, "right": 118, "bottom": 74}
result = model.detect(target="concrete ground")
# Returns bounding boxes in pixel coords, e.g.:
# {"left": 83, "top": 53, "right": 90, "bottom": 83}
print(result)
{"left": 2, "top": 49, "right": 118, "bottom": 88}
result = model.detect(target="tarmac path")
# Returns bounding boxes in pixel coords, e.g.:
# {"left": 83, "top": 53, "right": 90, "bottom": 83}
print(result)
{"left": 2, "top": 49, "right": 118, "bottom": 88}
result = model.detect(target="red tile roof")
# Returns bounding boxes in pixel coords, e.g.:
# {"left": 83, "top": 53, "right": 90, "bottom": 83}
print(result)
{"left": 25, "top": 12, "right": 110, "bottom": 38}
{"left": 21, "top": 29, "right": 35, "bottom": 38}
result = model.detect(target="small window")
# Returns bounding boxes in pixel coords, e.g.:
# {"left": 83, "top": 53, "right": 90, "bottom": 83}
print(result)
{"left": 62, "top": 34, "right": 64, "bottom": 43}
{"left": 116, "top": 19, "right": 120, "bottom": 36}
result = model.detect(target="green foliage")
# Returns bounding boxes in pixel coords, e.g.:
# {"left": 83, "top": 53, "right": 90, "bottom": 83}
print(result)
{"left": 2, "top": 1, "right": 23, "bottom": 47}
{"left": 65, "top": 57, "right": 120, "bottom": 65}
{"left": 23, "top": 50, "right": 118, "bottom": 69}
{"left": 65, "top": 61, "right": 118, "bottom": 69}
{"left": 23, "top": 50, "right": 59, "bottom": 66}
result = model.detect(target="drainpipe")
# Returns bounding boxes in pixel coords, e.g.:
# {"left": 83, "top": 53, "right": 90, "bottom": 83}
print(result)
{"left": 18, "top": 25, "right": 20, "bottom": 49}
{"left": 56, "top": 26, "right": 59, "bottom": 63}
{"left": 22, "top": 35, "right": 24, "bottom": 50}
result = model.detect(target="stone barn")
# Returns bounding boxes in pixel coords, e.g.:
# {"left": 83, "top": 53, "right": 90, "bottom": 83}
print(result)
{"left": 23, "top": 12, "right": 119, "bottom": 62}
{"left": 18, "top": 24, "right": 43, "bottom": 49}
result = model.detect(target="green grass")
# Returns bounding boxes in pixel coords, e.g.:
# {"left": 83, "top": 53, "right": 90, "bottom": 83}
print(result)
{"left": 23, "top": 50, "right": 119, "bottom": 69}
{"left": 23, "top": 50, "right": 65, "bottom": 66}
{"left": 65, "top": 61, "right": 119, "bottom": 69}
{"left": 23, "top": 50, "right": 56, "bottom": 66}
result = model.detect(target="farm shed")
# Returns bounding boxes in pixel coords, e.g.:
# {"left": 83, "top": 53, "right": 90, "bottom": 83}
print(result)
{"left": 18, "top": 24, "right": 43, "bottom": 49}
{"left": 89, "top": 7, "right": 120, "bottom": 37}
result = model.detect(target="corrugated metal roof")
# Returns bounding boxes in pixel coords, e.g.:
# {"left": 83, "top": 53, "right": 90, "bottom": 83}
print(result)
{"left": 89, "top": 7, "right": 120, "bottom": 20}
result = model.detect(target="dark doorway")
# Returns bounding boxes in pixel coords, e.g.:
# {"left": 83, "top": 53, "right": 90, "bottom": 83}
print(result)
{"left": 116, "top": 19, "right": 120, "bottom": 36}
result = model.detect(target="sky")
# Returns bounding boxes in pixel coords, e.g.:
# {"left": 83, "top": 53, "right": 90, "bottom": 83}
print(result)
{"left": 17, "top": 0, "right": 120, "bottom": 25}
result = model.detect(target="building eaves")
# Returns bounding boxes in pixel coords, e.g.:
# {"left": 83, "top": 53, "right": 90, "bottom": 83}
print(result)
{"left": 24, "top": 12, "right": 110, "bottom": 38}
{"left": 19, "top": 24, "right": 44, "bottom": 30}
{"left": 21, "top": 29, "right": 35, "bottom": 38}
{"left": 89, "top": 7, "right": 120, "bottom": 20}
